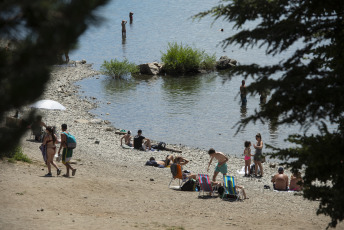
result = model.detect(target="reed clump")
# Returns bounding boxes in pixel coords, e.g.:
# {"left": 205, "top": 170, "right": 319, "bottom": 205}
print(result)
{"left": 161, "top": 42, "right": 216, "bottom": 74}
{"left": 101, "top": 59, "right": 139, "bottom": 78}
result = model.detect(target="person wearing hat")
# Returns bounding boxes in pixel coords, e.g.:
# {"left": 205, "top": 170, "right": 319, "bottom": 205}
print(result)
{"left": 271, "top": 167, "right": 289, "bottom": 191}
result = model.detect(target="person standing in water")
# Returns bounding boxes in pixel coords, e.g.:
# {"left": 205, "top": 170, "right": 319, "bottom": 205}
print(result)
{"left": 121, "top": 20, "right": 127, "bottom": 37}
{"left": 129, "top": 12, "right": 134, "bottom": 23}
{"left": 240, "top": 80, "right": 247, "bottom": 105}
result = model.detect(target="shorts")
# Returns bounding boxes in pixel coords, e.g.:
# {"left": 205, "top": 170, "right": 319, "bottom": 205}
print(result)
{"left": 215, "top": 163, "right": 228, "bottom": 175}
{"left": 62, "top": 148, "right": 73, "bottom": 164}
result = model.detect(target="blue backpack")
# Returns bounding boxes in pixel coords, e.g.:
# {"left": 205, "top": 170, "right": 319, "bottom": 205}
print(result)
{"left": 62, "top": 132, "right": 77, "bottom": 149}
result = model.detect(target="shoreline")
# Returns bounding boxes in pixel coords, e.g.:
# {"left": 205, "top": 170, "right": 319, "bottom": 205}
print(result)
{"left": 0, "top": 62, "right": 338, "bottom": 230}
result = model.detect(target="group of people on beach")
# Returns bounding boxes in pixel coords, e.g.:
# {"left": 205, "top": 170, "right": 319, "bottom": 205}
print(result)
{"left": 243, "top": 133, "right": 264, "bottom": 177}
{"left": 271, "top": 167, "right": 303, "bottom": 191}
{"left": 33, "top": 121, "right": 77, "bottom": 178}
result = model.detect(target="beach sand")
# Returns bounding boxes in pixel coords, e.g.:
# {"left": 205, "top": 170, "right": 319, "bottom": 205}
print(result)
{"left": 0, "top": 63, "right": 341, "bottom": 230}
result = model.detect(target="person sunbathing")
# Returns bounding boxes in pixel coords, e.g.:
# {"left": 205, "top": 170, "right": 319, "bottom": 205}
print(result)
{"left": 146, "top": 155, "right": 174, "bottom": 168}
{"left": 156, "top": 155, "right": 174, "bottom": 167}
{"left": 174, "top": 156, "right": 197, "bottom": 180}
{"left": 289, "top": 171, "right": 303, "bottom": 191}
{"left": 271, "top": 167, "right": 289, "bottom": 191}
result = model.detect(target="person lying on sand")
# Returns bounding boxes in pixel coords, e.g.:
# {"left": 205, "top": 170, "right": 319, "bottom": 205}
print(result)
{"left": 145, "top": 155, "right": 174, "bottom": 168}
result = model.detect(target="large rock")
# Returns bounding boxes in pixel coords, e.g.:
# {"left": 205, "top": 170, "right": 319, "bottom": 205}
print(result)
{"left": 139, "top": 62, "right": 163, "bottom": 75}
{"left": 216, "top": 56, "right": 237, "bottom": 70}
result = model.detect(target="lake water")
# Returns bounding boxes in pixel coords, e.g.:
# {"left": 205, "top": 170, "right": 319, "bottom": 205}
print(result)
{"left": 71, "top": 0, "right": 321, "bottom": 157}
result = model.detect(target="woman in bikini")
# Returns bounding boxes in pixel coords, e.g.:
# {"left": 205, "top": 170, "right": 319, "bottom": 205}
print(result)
{"left": 43, "top": 126, "right": 61, "bottom": 177}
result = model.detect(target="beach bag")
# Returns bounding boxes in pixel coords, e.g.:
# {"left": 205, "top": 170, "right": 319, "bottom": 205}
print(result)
{"left": 250, "top": 164, "right": 255, "bottom": 174}
{"left": 181, "top": 179, "right": 196, "bottom": 191}
{"left": 157, "top": 142, "right": 166, "bottom": 150}
{"left": 63, "top": 132, "right": 77, "bottom": 149}
{"left": 218, "top": 186, "right": 225, "bottom": 196}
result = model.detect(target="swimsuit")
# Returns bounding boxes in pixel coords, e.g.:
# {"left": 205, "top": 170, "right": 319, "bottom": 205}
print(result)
{"left": 215, "top": 163, "right": 228, "bottom": 175}
{"left": 244, "top": 148, "right": 251, "bottom": 161}
{"left": 46, "top": 138, "right": 56, "bottom": 150}
{"left": 62, "top": 148, "right": 73, "bottom": 164}
{"left": 254, "top": 141, "right": 262, "bottom": 161}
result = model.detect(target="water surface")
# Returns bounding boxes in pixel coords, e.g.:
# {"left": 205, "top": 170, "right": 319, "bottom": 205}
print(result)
{"left": 72, "top": 0, "right": 327, "bottom": 157}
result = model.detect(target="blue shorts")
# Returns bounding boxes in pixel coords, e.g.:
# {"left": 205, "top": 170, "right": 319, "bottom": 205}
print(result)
{"left": 215, "top": 163, "right": 228, "bottom": 175}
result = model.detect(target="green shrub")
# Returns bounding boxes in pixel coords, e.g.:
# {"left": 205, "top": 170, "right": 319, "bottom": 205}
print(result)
{"left": 7, "top": 146, "right": 32, "bottom": 163}
{"left": 161, "top": 42, "right": 216, "bottom": 74}
{"left": 200, "top": 53, "right": 217, "bottom": 70}
{"left": 101, "top": 59, "right": 139, "bottom": 78}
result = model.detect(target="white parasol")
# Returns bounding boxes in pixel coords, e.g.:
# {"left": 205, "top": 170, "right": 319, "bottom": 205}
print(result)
{"left": 30, "top": 99, "right": 66, "bottom": 110}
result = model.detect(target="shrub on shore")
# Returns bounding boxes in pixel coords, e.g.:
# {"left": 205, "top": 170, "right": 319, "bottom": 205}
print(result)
{"left": 161, "top": 42, "right": 216, "bottom": 74}
{"left": 5, "top": 146, "right": 32, "bottom": 163}
{"left": 101, "top": 59, "right": 139, "bottom": 78}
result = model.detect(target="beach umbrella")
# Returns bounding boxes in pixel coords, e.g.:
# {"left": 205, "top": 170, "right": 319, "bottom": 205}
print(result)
{"left": 30, "top": 99, "right": 66, "bottom": 110}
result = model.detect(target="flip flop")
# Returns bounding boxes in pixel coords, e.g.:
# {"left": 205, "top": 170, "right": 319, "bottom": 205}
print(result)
{"left": 72, "top": 169, "right": 77, "bottom": 176}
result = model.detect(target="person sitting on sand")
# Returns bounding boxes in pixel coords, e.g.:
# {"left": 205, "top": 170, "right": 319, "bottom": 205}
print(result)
{"left": 120, "top": 130, "right": 132, "bottom": 147}
{"left": 29, "top": 115, "right": 47, "bottom": 142}
{"left": 133, "top": 129, "right": 151, "bottom": 151}
{"left": 271, "top": 167, "right": 289, "bottom": 191}
{"left": 174, "top": 156, "right": 197, "bottom": 180}
{"left": 289, "top": 171, "right": 303, "bottom": 191}
{"left": 207, "top": 148, "right": 229, "bottom": 182}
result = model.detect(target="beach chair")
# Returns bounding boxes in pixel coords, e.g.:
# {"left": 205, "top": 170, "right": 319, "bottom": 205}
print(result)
{"left": 222, "top": 175, "right": 242, "bottom": 201}
{"left": 168, "top": 163, "right": 185, "bottom": 189}
{"left": 198, "top": 174, "right": 214, "bottom": 197}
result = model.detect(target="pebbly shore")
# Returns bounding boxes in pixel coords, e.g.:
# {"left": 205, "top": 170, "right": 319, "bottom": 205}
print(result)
{"left": 1, "top": 61, "right": 334, "bottom": 230}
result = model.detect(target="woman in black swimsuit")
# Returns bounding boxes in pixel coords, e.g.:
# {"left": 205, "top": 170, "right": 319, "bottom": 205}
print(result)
{"left": 253, "top": 133, "right": 264, "bottom": 177}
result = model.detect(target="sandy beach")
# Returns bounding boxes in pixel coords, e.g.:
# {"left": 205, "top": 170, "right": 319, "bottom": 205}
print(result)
{"left": 0, "top": 63, "right": 341, "bottom": 230}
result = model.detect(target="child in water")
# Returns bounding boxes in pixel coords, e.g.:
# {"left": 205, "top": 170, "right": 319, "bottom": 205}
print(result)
{"left": 244, "top": 141, "right": 253, "bottom": 177}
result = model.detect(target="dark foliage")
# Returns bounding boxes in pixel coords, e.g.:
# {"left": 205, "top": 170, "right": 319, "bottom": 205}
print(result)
{"left": 0, "top": 0, "right": 108, "bottom": 157}
{"left": 195, "top": 0, "right": 344, "bottom": 228}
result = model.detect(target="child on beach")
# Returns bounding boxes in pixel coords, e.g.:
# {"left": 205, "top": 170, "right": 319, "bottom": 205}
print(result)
{"left": 207, "top": 148, "right": 229, "bottom": 182}
{"left": 244, "top": 141, "right": 253, "bottom": 177}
